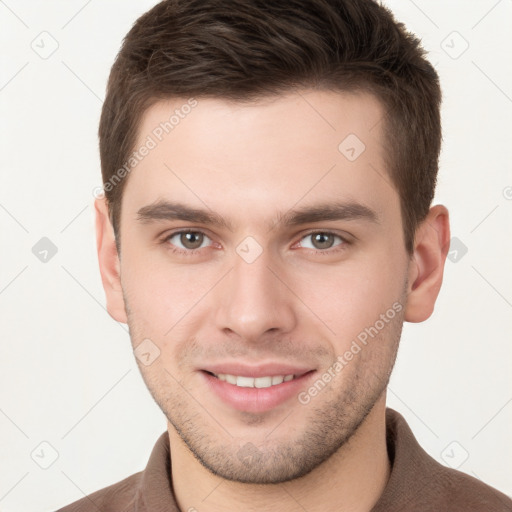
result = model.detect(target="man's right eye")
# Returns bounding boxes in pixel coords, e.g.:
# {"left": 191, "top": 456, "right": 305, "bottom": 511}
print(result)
{"left": 163, "top": 230, "right": 214, "bottom": 253}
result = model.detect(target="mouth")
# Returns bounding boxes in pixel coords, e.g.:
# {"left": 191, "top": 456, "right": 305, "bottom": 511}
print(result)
{"left": 200, "top": 367, "right": 317, "bottom": 413}
{"left": 205, "top": 371, "right": 302, "bottom": 388}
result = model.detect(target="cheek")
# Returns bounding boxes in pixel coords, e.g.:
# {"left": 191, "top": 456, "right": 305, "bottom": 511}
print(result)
{"left": 291, "top": 252, "right": 406, "bottom": 343}
{"left": 120, "top": 250, "right": 221, "bottom": 333}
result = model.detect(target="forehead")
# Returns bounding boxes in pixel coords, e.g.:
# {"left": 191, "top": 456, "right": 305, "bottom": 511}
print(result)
{"left": 122, "top": 89, "right": 397, "bottom": 229}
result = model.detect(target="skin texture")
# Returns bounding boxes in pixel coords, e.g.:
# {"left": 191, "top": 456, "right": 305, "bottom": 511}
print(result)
{"left": 96, "top": 89, "right": 450, "bottom": 511}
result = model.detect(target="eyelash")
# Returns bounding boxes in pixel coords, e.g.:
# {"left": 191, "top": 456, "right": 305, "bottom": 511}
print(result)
{"left": 160, "top": 229, "right": 350, "bottom": 256}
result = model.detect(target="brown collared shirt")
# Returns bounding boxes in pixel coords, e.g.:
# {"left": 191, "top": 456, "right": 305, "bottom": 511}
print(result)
{"left": 56, "top": 408, "right": 512, "bottom": 511}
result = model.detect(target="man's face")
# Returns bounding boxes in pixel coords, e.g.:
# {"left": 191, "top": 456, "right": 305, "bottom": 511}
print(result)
{"left": 117, "top": 90, "right": 410, "bottom": 483}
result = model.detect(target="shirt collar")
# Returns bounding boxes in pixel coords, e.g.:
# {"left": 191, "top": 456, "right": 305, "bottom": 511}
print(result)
{"left": 134, "top": 408, "right": 433, "bottom": 511}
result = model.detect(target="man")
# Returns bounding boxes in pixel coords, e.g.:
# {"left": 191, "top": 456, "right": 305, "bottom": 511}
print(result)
{"left": 58, "top": 0, "right": 512, "bottom": 510}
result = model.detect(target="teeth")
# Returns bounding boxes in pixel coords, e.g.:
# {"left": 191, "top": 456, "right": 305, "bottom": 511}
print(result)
{"left": 213, "top": 373, "right": 296, "bottom": 388}
{"left": 225, "top": 374, "right": 237, "bottom": 385}
{"left": 254, "top": 376, "right": 272, "bottom": 388}
{"left": 237, "top": 376, "right": 255, "bottom": 388}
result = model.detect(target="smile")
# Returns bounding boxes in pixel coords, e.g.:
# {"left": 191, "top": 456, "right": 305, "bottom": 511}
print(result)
{"left": 202, "top": 369, "right": 316, "bottom": 413}
{"left": 211, "top": 373, "right": 296, "bottom": 388}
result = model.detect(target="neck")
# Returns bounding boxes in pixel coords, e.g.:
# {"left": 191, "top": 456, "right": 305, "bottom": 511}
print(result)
{"left": 169, "top": 396, "right": 390, "bottom": 512}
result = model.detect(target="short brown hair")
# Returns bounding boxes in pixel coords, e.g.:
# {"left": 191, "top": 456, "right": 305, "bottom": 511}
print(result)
{"left": 99, "top": 0, "right": 441, "bottom": 254}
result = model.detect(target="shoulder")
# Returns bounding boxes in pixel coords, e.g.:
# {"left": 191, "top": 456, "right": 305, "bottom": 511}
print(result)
{"left": 55, "top": 470, "right": 143, "bottom": 512}
{"left": 55, "top": 431, "right": 172, "bottom": 512}
{"left": 429, "top": 463, "right": 512, "bottom": 511}
{"left": 376, "top": 409, "right": 512, "bottom": 511}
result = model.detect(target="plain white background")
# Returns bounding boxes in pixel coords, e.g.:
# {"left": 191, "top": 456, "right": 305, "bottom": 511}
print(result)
{"left": 0, "top": 1, "right": 511, "bottom": 510}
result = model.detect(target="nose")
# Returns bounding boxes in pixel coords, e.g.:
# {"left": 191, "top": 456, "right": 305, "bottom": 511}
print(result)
{"left": 213, "top": 247, "right": 297, "bottom": 343}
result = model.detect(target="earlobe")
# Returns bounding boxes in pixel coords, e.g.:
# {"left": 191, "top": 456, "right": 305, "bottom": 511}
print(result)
{"left": 404, "top": 205, "right": 450, "bottom": 323}
{"left": 94, "top": 198, "right": 128, "bottom": 324}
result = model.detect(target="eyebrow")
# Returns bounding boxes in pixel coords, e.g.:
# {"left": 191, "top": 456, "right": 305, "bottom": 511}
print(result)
{"left": 136, "top": 200, "right": 379, "bottom": 231}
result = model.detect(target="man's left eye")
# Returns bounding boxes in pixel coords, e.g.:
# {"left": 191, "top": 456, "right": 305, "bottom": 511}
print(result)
{"left": 299, "top": 232, "right": 345, "bottom": 250}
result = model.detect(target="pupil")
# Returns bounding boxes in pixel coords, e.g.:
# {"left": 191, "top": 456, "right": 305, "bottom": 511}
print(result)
{"left": 314, "top": 233, "right": 333, "bottom": 249}
{"left": 182, "top": 232, "right": 203, "bottom": 249}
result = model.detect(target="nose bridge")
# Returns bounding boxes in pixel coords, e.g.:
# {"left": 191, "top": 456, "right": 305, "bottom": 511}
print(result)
{"left": 214, "top": 245, "right": 296, "bottom": 340}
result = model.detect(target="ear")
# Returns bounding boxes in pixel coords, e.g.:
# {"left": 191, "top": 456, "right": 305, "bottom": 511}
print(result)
{"left": 95, "top": 197, "right": 128, "bottom": 324}
{"left": 404, "top": 205, "right": 450, "bottom": 323}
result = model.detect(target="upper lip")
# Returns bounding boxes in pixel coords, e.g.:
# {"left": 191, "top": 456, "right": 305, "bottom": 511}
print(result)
{"left": 201, "top": 362, "right": 315, "bottom": 378}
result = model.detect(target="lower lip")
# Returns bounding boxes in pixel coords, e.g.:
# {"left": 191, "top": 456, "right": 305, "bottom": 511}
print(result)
{"left": 201, "top": 370, "right": 316, "bottom": 413}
